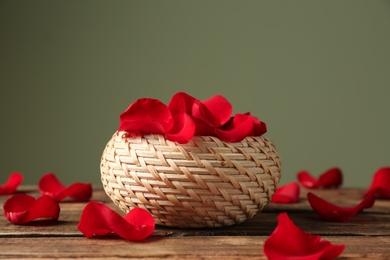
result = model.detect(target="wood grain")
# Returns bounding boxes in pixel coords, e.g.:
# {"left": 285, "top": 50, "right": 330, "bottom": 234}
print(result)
{"left": 1, "top": 186, "right": 390, "bottom": 259}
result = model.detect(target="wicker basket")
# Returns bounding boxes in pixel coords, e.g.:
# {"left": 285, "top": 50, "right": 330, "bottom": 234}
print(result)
{"left": 100, "top": 131, "right": 281, "bottom": 228}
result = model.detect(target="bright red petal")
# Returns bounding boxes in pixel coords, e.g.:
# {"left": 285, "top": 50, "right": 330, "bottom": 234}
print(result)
{"left": 3, "top": 194, "right": 60, "bottom": 224}
{"left": 168, "top": 92, "right": 197, "bottom": 114}
{"left": 0, "top": 172, "right": 23, "bottom": 195}
{"left": 252, "top": 115, "right": 267, "bottom": 136}
{"left": 165, "top": 111, "right": 195, "bottom": 144}
{"left": 169, "top": 93, "right": 233, "bottom": 129}
{"left": 39, "top": 173, "right": 92, "bottom": 202}
{"left": 199, "top": 94, "right": 232, "bottom": 127}
{"left": 264, "top": 212, "right": 345, "bottom": 260}
{"left": 78, "top": 202, "right": 155, "bottom": 241}
{"left": 271, "top": 182, "right": 300, "bottom": 203}
{"left": 119, "top": 98, "right": 173, "bottom": 134}
{"left": 307, "top": 192, "right": 375, "bottom": 222}
{"left": 124, "top": 207, "right": 156, "bottom": 241}
{"left": 215, "top": 114, "right": 255, "bottom": 142}
{"left": 297, "top": 168, "right": 343, "bottom": 189}
{"left": 365, "top": 167, "right": 390, "bottom": 199}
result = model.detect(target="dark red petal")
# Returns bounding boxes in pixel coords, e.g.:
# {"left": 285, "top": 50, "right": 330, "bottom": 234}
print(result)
{"left": 317, "top": 168, "right": 343, "bottom": 188}
{"left": 297, "top": 168, "right": 343, "bottom": 189}
{"left": 271, "top": 182, "right": 300, "bottom": 203}
{"left": 119, "top": 98, "right": 173, "bottom": 134}
{"left": 39, "top": 173, "right": 92, "bottom": 202}
{"left": 0, "top": 172, "right": 23, "bottom": 195}
{"left": 165, "top": 111, "right": 196, "bottom": 144}
{"left": 263, "top": 212, "right": 345, "bottom": 260}
{"left": 215, "top": 114, "right": 255, "bottom": 142}
{"left": 199, "top": 94, "right": 233, "bottom": 127}
{"left": 3, "top": 194, "right": 60, "bottom": 224}
{"left": 365, "top": 167, "right": 390, "bottom": 199}
{"left": 307, "top": 192, "right": 375, "bottom": 222}
{"left": 252, "top": 115, "right": 267, "bottom": 136}
{"left": 78, "top": 202, "right": 155, "bottom": 241}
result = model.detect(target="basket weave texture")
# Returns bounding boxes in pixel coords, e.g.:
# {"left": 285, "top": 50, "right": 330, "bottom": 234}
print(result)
{"left": 100, "top": 131, "right": 281, "bottom": 228}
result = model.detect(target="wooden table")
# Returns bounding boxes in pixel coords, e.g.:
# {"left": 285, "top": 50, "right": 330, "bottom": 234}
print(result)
{"left": 1, "top": 186, "right": 389, "bottom": 259}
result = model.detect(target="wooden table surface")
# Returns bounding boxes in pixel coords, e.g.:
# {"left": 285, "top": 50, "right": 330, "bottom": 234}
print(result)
{"left": 1, "top": 186, "right": 389, "bottom": 259}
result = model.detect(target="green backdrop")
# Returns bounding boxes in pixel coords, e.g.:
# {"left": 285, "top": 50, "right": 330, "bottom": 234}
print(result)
{"left": 1, "top": 0, "right": 389, "bottom": 187}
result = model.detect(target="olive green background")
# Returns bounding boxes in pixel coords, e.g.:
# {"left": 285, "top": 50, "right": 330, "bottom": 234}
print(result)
{"left": 1, "top": 1, "right": 389, "bottom": 187}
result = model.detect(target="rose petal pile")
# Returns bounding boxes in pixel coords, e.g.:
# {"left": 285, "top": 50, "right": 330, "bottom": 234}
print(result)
{"left": 118, "top": 92, "right": 267, "bottom": 143}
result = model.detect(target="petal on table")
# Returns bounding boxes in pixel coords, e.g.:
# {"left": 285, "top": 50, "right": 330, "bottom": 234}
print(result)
{"left": 78, "top": 201, "right": 155, "bottom": 241}
{"left": 365, "top": 167, "right": 390, "bottom": 199}
{"left": 307, "top": 192, "right": 375, "bottom": 222}
{"left": 3, "top": 194, "right": 60, "bottom": 224}
{"left": 0, "top": 172, "right": 23, "bottom": 195}
{"left": 271, "top": 182, "right": 300, "bottom": 203}
{"left": 297, "top": 168, "right": 343, "bottom": 189}
{"left": 263, "top": 212, "right": 345, "bottom": 260}
{"left": 39, "top": 173, "right": 92, "bottom": 202}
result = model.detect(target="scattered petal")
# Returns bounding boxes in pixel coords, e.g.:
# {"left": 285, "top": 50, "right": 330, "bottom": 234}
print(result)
{"left": 271, "top": 182, "right": 300, "bottom": 203}
{"left": 365, "top": 167, "right": 390, "bottom": 199}
{"left": 264, "top": 212, "right": 345, "bottom": 260}
{"left": 307, "top": 192, "right": 375, "bottom": 222}
{"left": 78, "top": 201, "right": 155, "bottom": 241}
{"left": 3, "top": 194, "right": 60, "bottom": 224}
{"left": 39, "top": 173, "right": 92, "bottom": 202}
{"left": 297, "top": 168, "right": 343, "bottom": 189}
{"left": 0, "top": 172, "right": 23, "bottom": 195}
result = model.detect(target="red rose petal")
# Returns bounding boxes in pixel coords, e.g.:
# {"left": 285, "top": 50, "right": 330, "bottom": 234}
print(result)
{"left": 165, "top": 111, "right": 196, "bottom": 144}
{"left": 271, "top": 182, "right": 300, "bottom": 203}
{"left": 365, "top": 167, "right": 390, "bottom": 199}
{"left": 264, "top": 212, "right": 345, "bottom": 260}
{"left": 168, "top": 92, "right": 197, "bottom": 114}
{"left": 78, "top": 201, "right": 155, "bottom": 241}
{"left": 199, "top": 94, "right": 233, "bottom": 127}
{"left": 215, "top": 114, "right": 257, "bottom": 142}
{"left": 307, "top": 192, "right": 375, "bottom": 222}
{"left": 297, "top": 168, "right": 343, "bottom": 189}
{"left": 3, "top": 194, "right": 60, "bottom": 224}
{"left": 251, "top": 113, "right": 267, "bottom": 136}
{"left": 0, "top": 172, "right": 23, "bottom": 195}
{"left": 39, "top": 173, "right": 92, "bottom": 202}
{"left": 119, "top": 98, "right": 174, "bottom": 135}
{"left": 168, "top": 92, "right": 215, "bottom": 136}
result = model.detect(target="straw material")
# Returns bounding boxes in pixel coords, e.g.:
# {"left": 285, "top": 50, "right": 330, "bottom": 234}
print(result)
{"left": 100, "top": 131, "right": 281, "bottom": 228}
